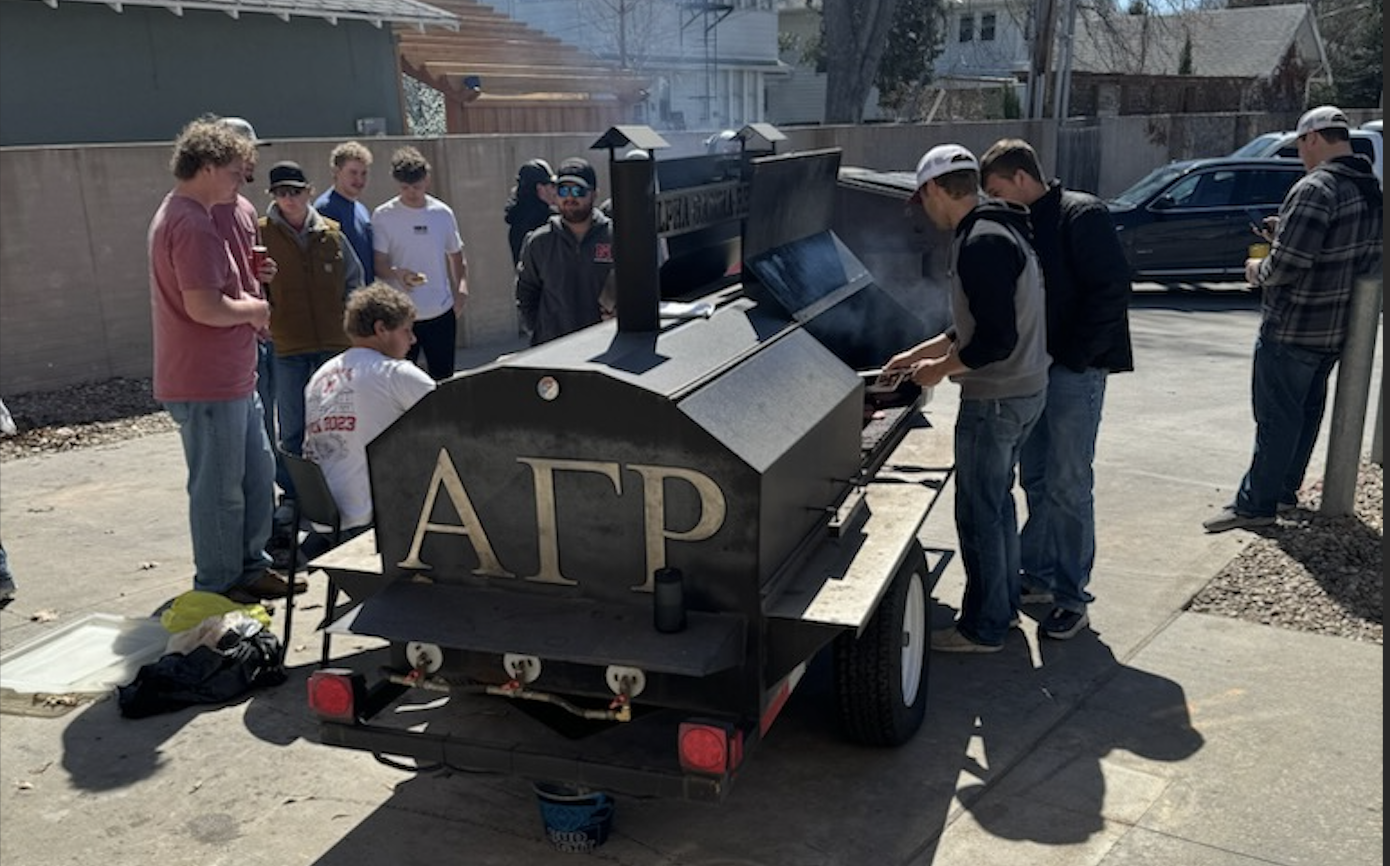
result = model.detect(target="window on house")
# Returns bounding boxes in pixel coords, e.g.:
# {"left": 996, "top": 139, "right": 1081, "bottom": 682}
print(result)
{"left": 959, "top": 14, "right": 975, "bottom": 42}
{"left": 981, "top": 13, "right": 996, "bottom": 41}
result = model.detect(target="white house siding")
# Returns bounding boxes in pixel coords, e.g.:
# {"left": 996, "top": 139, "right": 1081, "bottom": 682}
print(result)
{"left": 767, "top": 67, "right": 828, "bottom": 125}
{"left": 933, "top": 0, "right": 1031, "bottom": 81}
{"left": 499, "top": 0, "right": 779, "bottom": 132}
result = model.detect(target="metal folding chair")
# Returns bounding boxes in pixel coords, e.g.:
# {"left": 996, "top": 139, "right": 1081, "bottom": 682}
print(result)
{"left": 279, "top": 450, "right": 343, "bottom": 668}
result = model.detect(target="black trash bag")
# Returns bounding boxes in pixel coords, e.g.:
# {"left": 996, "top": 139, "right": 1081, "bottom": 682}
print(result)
{"left": 117, "top": 624, "right": 287, "bottom": 719}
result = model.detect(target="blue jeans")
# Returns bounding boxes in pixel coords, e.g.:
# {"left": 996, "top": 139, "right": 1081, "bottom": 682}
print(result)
{"left": 165, "top": 394, "right": 275, "bottom": 595}
{"left": 953, "top": 389, "right": 1047, "bottom": 646}
{"left": 272, "top": 350, "right": 338, "bottom": 498}
{"left": 258, "top": 340, "right": 288, "bottom": 495}
{"left": 1019, "top": 366, "right": 1108, "bottom": 613}
{"left": 1235, "top": 336, "right": 1338, "bottom": 517}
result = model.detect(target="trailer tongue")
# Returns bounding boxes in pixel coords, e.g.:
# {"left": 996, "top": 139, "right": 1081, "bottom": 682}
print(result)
{"left": 307, "top": 128, "right": 954, "bottom": 802}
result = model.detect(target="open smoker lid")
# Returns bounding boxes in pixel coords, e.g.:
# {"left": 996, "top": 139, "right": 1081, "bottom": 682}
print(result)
{"left": 741, "top": 150, "right": 929, "bottom": 372}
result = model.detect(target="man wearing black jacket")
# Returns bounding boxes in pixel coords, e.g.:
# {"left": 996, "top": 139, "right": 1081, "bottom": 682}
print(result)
{"left": 514, "top": 157, "right": 615, "bottom": 346}
{"left": 980, "top": 138, "right": 1134, "bottom": 641}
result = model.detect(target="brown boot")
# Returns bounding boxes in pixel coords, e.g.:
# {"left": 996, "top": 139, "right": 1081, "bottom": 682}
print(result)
{"left": 239, "top": 569, "right": 308, "bottom": 599}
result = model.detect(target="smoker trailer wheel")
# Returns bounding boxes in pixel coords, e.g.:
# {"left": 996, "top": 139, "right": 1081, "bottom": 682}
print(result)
{"left": 833, "top": 542, "right": 930, "bottom": 746}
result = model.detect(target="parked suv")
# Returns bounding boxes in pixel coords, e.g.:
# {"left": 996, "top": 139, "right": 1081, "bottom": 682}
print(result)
{"left": 1107, "top": 157, "right": 1306, "bottom": 283}
{"left": 1231, "top": 128, "right": 1382, "bottom": 183}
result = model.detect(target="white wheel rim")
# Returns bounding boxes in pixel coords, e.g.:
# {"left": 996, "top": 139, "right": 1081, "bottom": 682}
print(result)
{"left": 900, "top": 572, "right": 926, "bottom": 706}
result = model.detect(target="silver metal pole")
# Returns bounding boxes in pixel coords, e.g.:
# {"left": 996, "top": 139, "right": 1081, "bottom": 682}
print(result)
{"left": 1371, "top": 376, "right": 1383, "bottom": 465}
{"left": 1321, "top": 275, "right": 1383, "bottom": 515}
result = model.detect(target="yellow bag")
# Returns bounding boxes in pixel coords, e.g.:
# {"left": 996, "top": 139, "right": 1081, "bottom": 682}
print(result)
{"left": 160, "top": 590, "right": 271, "bottom": 633}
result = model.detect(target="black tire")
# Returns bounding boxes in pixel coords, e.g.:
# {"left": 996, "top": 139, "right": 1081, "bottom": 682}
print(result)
{"left": 832, "top": 544, "right": 930, "bottom": 746}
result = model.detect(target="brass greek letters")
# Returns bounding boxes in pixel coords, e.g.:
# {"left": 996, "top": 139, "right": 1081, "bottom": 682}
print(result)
{"left": 399, "top": 449, "right": 513, "bottom": 578}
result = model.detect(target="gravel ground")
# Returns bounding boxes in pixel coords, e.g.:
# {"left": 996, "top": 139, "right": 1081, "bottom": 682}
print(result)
{"left": 1, "top": 377, "right": 1382, "bottom": 644}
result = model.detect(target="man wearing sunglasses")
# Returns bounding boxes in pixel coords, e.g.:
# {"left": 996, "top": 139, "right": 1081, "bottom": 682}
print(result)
{"left": 257, "top": 160, "right": 364, "bottom": 547}
{"left": 515, "top": 157, "right": 616, "bottom": 346}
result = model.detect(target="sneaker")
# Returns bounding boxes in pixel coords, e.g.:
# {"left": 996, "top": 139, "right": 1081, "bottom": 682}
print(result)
{"left": 0, "top": 576, "right": 15, "bottom": 603}
{"left": 1202, "top": 506, "right": 1275, "bottom": 533}
{"left": 266, "top": 537, "right": 306, "bottom": 571}
{"left": 1038, "top": 607, "right": 1090, "bottom": 640}
{"left": 273, "top": 499, "right": 297, "bottom": 531}
{"left": 1277, "top": 500, "right": 1299, "bottom": 514}
{"left": 931, "top": 627, "right": 1003, "bottom": 654}
{"left": 1020, "top": 583, "right": 1054, "bottom": 605}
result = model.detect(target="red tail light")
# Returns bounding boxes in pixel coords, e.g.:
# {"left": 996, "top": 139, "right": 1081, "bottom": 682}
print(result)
{"left": 308, "top": 669, "right": 361, "bottom": 722}
{"left": 678, "top": 720, "right": 744, "bottom": 775}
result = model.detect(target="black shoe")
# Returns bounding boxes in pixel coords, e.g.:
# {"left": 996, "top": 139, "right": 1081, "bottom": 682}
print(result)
{"left": 1038, "top": 607, "right": 1090, "bottom": 640}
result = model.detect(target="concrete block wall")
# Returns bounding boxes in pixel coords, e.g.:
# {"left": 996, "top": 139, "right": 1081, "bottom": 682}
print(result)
{"left": 0, "top": 111, "right": 1316, "bottom": 395}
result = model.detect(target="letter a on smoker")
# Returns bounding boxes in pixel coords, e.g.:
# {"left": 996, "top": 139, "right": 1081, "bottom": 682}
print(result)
{"left": 399, "top": 449, "right": 514, "bottom": 578}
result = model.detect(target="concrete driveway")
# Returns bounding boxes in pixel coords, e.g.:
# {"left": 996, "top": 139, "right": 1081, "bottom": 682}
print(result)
{"left": 0, "top": 285, "right": 1381, "bottom": 866}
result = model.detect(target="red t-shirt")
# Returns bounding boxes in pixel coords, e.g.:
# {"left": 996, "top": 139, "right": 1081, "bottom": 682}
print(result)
{"left": 149, "top": 192, "right": 258, "bottom": 402}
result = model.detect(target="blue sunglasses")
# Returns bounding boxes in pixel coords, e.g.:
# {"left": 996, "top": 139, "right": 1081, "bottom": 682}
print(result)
{"left": 556, "top": 184, "right": 591, "bottom": 198}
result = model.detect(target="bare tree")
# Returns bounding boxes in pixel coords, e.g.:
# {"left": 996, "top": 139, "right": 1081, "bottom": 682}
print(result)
{"left": 581, "top": 0, "right": 682, "bottom": 72}
{"left": 823, "top": 0, "right": 903, "bottom": 122}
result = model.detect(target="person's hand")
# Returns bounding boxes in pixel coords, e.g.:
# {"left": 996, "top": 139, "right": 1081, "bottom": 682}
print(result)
{"left": 255, "top": 255, "right": 277, "bottom": 284}
{"left": 401, "top": 270, "right": 427, "bottom": 289}
{"left": 249, "top": 297, "right": 271, "bottom": 331}
{"left": 1244, "top": 258, "right": 1262, "bottom": 286}
{"left": 911, "top": 357, "right": 949, "bottom": 389}
{"left": 883, "top": 350, "right": 917, "bottom": 374}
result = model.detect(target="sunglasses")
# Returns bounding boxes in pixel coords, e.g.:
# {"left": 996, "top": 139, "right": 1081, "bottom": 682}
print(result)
{"left": 556, "top": 184, "right": 591, "bottom": 198}
{"left": 272, "top": 187, "right": 308, "bottom": 198}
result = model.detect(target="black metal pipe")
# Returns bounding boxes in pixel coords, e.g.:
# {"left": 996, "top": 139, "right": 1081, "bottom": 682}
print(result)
{"left": 609, "top": 152, "right": 661, "bottom": 332}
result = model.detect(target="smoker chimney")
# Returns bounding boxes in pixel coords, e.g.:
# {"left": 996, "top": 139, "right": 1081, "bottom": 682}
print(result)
{"left": 593, "top": 126, "right": 671, "bottom": 333}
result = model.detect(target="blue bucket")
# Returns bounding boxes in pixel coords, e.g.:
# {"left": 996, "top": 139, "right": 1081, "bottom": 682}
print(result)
{"left": 533, "top": 783, "right": 615, "bottom": 853}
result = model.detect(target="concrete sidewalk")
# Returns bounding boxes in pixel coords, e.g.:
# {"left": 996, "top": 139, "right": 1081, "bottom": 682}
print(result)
{"left": 0, "top": 290, "right": 1381, "bottom": 866}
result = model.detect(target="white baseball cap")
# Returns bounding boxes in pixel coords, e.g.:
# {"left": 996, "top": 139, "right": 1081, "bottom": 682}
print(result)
{"left": 910, "top": 144, "right": 979, "bottom": 200}
{"left": 1295, "top": 105, "right": 1350, "bottom": 137}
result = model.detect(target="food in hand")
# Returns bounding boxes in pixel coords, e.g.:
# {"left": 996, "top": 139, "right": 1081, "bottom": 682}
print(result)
{"left": 402, "top": 270, "right": 427, "bottom": 287}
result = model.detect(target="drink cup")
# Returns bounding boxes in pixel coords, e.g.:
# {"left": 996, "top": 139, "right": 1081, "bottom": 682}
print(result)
{"left": 1248, "top": 242, "right": 1270, "bottom": 260}
{"left": 250, "top": 245, "right": 268, "bottom": 273}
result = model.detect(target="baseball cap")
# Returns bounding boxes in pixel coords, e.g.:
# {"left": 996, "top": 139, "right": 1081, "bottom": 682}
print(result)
{"left": 915, "top": 144, "right": 978, "bottom": 188}
{"left": 219, "top": 116, "right": 270, "bottom": 146}
{"left": 517, "top": 158, "right": 554, "bottom": 188}
{"left": 1295, "top": 105, "right": 1350, "bottom": 137}
{"left": 267, "top": 161, "right": 310, "bottom": 190}
{"left": 554, "top": 157, "right": 597, "bottom": 190}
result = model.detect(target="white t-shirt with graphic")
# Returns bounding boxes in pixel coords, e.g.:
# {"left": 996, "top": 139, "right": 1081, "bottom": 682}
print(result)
{"left": 371, "top": 195, "right": 464, "bottom": 320}
{"left": 303, "top": 347, "right": 437, "bottom": 529}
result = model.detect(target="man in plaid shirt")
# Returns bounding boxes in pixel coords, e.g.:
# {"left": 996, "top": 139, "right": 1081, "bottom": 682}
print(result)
{"left": 1205, "top": 105, "right": 1383, "bottom": 533}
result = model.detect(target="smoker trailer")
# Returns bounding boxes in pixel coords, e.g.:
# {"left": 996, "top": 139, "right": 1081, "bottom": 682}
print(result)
{"left": 306, "top": 127, "right": 956, "bottom": 803}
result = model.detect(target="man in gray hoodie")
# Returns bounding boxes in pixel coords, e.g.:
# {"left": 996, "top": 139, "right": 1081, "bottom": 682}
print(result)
{"left": 883, "top": 144, "right": 1051, "bottom": 653}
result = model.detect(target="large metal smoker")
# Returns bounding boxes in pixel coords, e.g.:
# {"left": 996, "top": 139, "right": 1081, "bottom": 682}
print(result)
{"left": 307, "top": 127, "right": 955, "bottom": 802}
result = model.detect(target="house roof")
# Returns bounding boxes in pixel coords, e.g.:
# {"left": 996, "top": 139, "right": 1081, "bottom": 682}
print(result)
{"left": 1070, "top": 4, "right": 1325, "bottom": 79}
{"left": 34, "top": 0, "right": 459, "bottom": 30}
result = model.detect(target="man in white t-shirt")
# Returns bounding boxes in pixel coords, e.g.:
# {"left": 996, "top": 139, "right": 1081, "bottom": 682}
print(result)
{"left": 371, "top": 146, "right": 468, "bottom": 380}
{"left": 301, "top": 283, "right": 437, "bottom": 554}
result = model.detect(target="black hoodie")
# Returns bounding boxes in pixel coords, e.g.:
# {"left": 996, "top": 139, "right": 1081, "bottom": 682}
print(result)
{"left": 949, "top": 198, "right": 1051, "bottom": 399}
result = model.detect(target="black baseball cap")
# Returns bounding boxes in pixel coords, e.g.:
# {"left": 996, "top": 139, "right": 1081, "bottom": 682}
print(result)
{"left": 554, "top": 157, "right": 597, "bottom": 190}
{"left": 267, "top": 161, "right": 310, "bottom": 190}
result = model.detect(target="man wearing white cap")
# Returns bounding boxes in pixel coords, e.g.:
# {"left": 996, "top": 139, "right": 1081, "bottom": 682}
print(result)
{"left": 882, "top": 144, "right": 1051, "bottom": 653}
{"left": 1205, "top": 106, "right": 1383, "bottom": 533}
